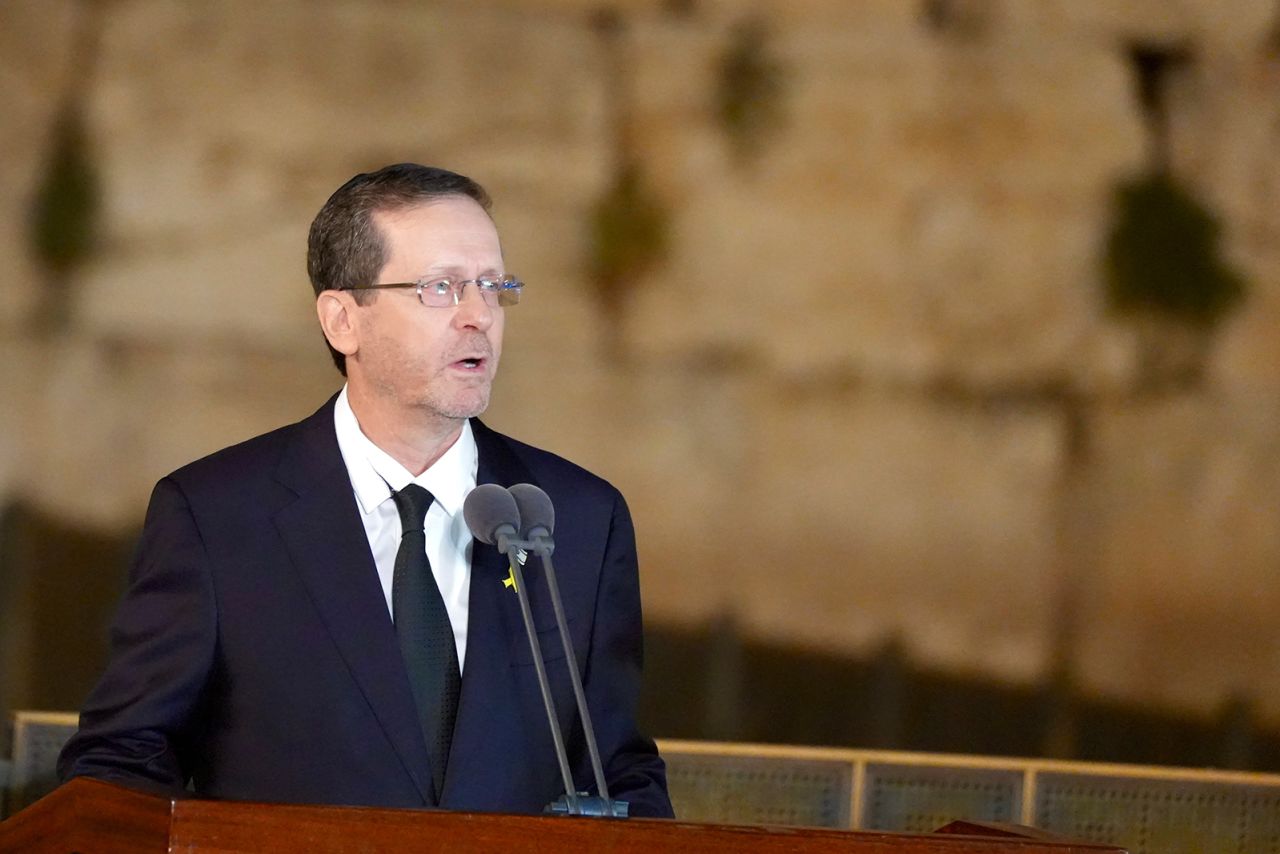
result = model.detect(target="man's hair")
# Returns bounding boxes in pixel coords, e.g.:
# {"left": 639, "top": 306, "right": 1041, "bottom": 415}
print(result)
{"left": 307, "top": 163, "right": 493, "bottom": 375}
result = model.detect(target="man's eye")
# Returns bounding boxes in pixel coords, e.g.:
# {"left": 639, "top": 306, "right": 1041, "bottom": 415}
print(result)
{"left": 476, "top": 279, "right": 501, "bottom": 292}
{"left": 425, "top": 279, "right": 453, "bottom": 295}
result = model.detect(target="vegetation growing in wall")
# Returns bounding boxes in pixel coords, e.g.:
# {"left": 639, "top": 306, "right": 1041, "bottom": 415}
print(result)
{"left": 28, "top": 109, "right": 101, "bottom": 333}
{"left": 1103, "top": 172, "right": 1244, "bottom": 328}
{"left": 587, "top": 160, "right": 671, "bottom": 331}
{"left": 714, "top": 17, "right": 787, "bottom": 165}
{"left": 1266, "top": 8, "right": 1280, "bottom": 58}
{"left": 920, "top": 0, "right": 991, "bottom": 38}
{"left": 30, "top": 112, "right": 100, "bottom": 274}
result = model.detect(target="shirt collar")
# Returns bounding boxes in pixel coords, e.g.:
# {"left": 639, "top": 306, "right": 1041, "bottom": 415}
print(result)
{"left": 333, "top": 385, "right": 478, "bottom": 519}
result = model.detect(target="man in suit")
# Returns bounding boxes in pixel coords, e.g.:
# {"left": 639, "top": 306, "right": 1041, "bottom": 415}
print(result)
{"left": 57, "top": 163, "right": 673, "bottom": 817}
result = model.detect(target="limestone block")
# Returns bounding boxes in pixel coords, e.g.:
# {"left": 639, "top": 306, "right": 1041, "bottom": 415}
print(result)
{"left": 489, "top": 355, "right": 757, "bottom": 627}
{"left": 16, "top": 335, "right": 335, "bottom": 530}
{"left": 16, "top": 335, "right": 143, "bottom": 528}
{"left": 1046, "top": 0, "right": 1197, "bottom": 44}
{"left": 88, "top": 1, "right": 607, "bottom": 240}
{"left": 1213, "top": 248, "right": 1280, "bottom": 388}
{"left": 1186, "top": 0, "right": 1277, "bottom": 53}
{"left": 615, "top": 21, "right": 944, "bottom": 368}
{"left": 71, "top": 0, "right": 614, "bottom": 345}
{"left": 619, "top": 11, "right": 1151, "bottom": 392}
{"left": 490, "top": 0, "right": 914, "bottom": 29}
{"left": 0, "top": 338, "right": 43, "bottom": 503}
{"left": 1170, "top": 59, "right": 1279, "bottom": 215}
{"left": 75, "top": 216, "right": 317, "bottom": 345}
{"left": 1078, "top": 392, "right": 1280, "bottom": 720}
{"left": 483, "top": 191, "right": 602, "bottom": 359}
{"left": 745, "top": 0, "right": 927, "bottom": 32}
{"left": 0, "top": 229, "right": 43, "bottom": 336}
{"left": 622, "top": 183, "right": 919, "bottom": 371}
{"left": 735, "top": 387, "right": 1062, "bottom": 683}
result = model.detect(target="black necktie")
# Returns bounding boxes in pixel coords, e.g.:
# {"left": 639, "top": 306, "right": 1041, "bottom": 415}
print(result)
{"left": 391, "top": 484, "right": 461, "bottom": 802}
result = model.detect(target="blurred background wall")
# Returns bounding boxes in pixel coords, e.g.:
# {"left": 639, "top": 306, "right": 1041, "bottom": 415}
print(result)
{"left": 3, "top": 0, "right": 1280, "bottom": 770}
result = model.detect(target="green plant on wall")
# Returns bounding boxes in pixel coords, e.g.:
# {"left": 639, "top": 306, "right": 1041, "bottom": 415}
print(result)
{"left": 587, "top": 160, "right": 671, "bottom": 332}
{"left": 1102, "top": 172, "right": 1246, "bottom": 389}
{"left": 28, "top": 108, "right": 101, "bottom": 333}
{"left": 31, "top": 111, "right": 100, "bottom": 274}
{"left": 1103, "top": 172, "right": 1244, "bottom": 328}
{"left": 715, "top": 16, "right": 787, "bottom": 165}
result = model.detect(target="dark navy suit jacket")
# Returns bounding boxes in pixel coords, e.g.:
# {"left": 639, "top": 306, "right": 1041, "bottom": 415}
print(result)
{"left": 57, "top": 397, "right": 672, "bottom": 817}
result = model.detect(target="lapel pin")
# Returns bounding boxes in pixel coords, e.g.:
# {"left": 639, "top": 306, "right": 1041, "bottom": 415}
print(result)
{"left": 502, "top": 549, "right": 527, "bottom": 592}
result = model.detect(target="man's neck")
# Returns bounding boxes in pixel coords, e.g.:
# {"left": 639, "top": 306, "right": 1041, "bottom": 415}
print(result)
{"left": 345, "top": 384, "right": 464, "bottom": 476}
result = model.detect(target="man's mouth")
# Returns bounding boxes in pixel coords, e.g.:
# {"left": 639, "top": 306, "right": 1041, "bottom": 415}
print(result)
{"left": 454, "top": 357, "right": 486, "bottom": 370}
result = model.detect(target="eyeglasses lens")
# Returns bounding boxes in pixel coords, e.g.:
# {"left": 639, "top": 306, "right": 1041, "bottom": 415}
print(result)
{"left": 417, "top": 279, "right": 522, "bottom": 308}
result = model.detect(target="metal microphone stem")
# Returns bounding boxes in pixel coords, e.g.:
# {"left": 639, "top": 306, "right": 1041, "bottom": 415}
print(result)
{"left": 499, "top": 536, "right": 579, "bottom": 815}
{"left": 531, "top": 539, "right": 612, "bottom": 810}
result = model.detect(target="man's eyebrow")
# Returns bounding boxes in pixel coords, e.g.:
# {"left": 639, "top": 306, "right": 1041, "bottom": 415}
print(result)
{"left": 417, "top": 266, "right": 505, "bottom": 278}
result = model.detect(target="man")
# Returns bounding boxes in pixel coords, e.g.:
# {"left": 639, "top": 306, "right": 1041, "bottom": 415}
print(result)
{"left": 57, "top": 164, "right": 673, "bottom": 817}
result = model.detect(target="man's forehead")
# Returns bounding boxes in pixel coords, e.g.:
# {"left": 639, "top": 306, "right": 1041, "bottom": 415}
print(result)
{"left": 372, "top": 198, "right": 504, "bottom": 271}
{"left": 373, "top": 195, "right": 492, "bottom": 225}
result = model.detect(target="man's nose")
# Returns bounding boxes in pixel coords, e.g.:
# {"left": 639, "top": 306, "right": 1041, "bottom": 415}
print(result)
{"left": 452, "top": 282, "right": 495, "bottom": 330}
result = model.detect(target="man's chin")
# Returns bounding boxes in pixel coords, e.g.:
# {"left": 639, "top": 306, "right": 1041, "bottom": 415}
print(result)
{"left": 422, "top": 391, "right": 491, "bottom": 422}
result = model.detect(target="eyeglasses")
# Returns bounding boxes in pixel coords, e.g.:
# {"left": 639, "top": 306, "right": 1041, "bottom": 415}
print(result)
{"left": 340, "top": 275, "right": 524, "bottom": 308}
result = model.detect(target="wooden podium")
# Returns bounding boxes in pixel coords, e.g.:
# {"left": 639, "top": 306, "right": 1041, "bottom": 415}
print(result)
{"left": 1, "top": 778, "right": 1127, "bottom": 853}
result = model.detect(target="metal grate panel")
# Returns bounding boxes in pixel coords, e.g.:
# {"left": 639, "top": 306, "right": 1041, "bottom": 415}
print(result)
{"left": 6, "top": 711, "right": 79, "bottom": 817}
{"left": 863, "top": 762, "right": 1021, "bottom": 832}
{"left": 663, "top": 751, "right": 853, "bottom": 828}
{"left": 1036, "top": 771, "right": 1280, "bottom": 854}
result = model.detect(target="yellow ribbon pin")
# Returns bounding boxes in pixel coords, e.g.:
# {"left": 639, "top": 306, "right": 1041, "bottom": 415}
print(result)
{"left": 502, "top": 549, "right": 527, "bottom": 592}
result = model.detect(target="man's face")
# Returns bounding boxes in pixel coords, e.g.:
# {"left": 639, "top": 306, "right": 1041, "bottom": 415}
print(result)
{"left": 349, "top": 196, "right": 505, "bottom": 422}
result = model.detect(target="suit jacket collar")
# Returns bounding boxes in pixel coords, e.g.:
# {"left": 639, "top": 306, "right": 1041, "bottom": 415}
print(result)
{"left": 271, "top": 395, "right": 436, "bottom": 803}
{"left": 273, "top": 396, "right": 517, "bottom": 494}
{"left": 270, "top": 397, "right": 543, "bottom": 808}
{"left": 471, "top": 417, "right": 536, "bottom": 490}
{"left": 442, "top": 416, "right": 545, "bottom": 806}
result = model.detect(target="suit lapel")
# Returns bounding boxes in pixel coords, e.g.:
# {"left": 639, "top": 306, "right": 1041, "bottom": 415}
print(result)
{"left": 441, "top": 419, "right": 541, "bottom": 807}
{"left": 271, "top": 397, "right": 435, "bottom": 805}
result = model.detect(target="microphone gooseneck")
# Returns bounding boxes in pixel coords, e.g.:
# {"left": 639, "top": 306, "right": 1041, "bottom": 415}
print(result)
{"left": 462, "top": 484, "right": 577, "bottom": 812}
{"left": 506, "top": 484, "right": 610, "bottom": 810}
{"left": 460, "top": 483, "right": 627, "bottom": 818}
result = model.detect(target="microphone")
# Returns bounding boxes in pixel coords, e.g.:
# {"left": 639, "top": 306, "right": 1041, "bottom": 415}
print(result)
{"left": 462, "top": 484, "right": 627, "bottom": 819}
{"left": 463, "top": 484, "right": 578, "bottom": 814}
{"left": 508, "top": 483, "right": 554, "bottom": 554}
{"left": 462, "top": 484, "right": 521, "bottom": 553}
{"left": 506, "top": 484, "right": 619, "bottom": 817}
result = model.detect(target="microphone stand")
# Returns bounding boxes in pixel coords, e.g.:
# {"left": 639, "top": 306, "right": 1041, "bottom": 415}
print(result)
{"left": 498, "top": 531, "right": 628, "bottom": 818}
{"left": 496, "top": 532, "right": 579, "bottom": 814}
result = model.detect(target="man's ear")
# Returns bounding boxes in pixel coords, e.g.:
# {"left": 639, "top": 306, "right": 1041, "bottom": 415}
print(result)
{"left": 316, "top": 291, "right": 359, "bottom": 359}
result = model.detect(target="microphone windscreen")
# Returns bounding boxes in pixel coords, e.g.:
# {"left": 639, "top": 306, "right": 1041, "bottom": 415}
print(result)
{"left": 463, "top": 484, "right": 521, "bottom": 545}
{"left": 509, "top": 483, "right": 555, "bottom": 537}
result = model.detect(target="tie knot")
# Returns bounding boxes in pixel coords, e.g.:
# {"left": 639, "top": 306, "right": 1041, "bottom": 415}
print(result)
{"left": 391, "top": 483, "right": 435, "bottom": 535}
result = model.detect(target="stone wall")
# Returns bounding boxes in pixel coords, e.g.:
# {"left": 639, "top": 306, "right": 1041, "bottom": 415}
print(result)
{"left": 2, "top": 0, "right": 1279, "bottom": 727}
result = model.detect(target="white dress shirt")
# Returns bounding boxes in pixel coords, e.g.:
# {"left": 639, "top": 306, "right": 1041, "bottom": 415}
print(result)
{"left": 333, "top": 386, "right": 475, "bottom": 672}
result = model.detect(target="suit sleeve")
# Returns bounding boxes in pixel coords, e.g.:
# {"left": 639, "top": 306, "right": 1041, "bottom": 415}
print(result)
{"left": 577, "top": 490, "right": 675, "bottom": 818}
{"left": 56, "top": 476, "right": 218, "bottom": 792}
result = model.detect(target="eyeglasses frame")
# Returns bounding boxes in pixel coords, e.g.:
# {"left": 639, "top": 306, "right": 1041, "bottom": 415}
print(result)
{"left": 338, "top": 275, "right": 523, "bottom": 308}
